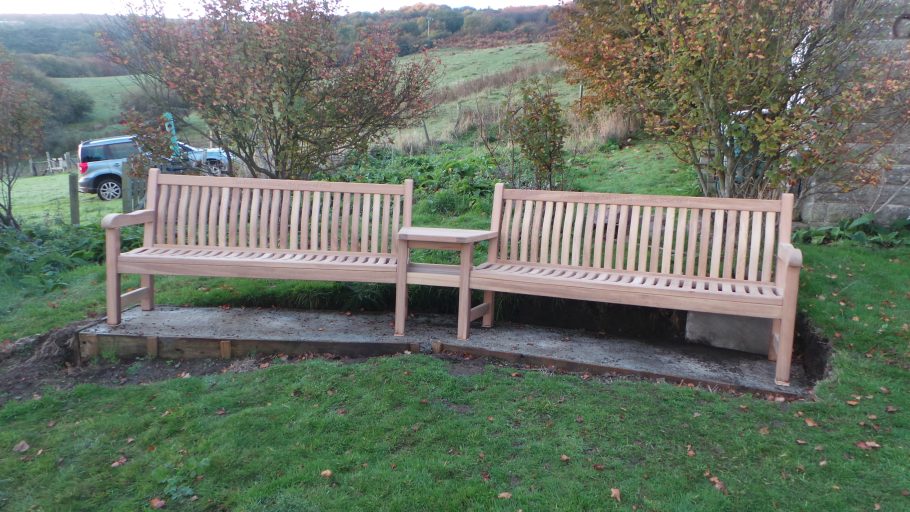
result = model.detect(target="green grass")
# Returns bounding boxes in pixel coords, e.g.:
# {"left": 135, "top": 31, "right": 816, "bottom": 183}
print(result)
{"left": 572, "top": 143, "right": 701, "bottom": 196}
{"left": 0, "top": 242, "right": 907, "bottom": 510}
{"left": 422, "top": 43, "right": 551, "bottom": 88}
{"left": 12, "top": 173, "right": 122, "bottom": 226}
{"left": 53, "top": 76, "right": 139, "bottom": 126}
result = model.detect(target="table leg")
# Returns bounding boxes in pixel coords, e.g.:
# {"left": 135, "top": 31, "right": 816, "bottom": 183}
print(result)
{"left": 394, "top": 239, "right": 409, "bottom": 336}
{"left": 457, "top": 243, "right": 474, "bottom": 340}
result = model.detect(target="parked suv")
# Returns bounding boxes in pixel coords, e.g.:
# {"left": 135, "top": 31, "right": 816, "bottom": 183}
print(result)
{"left": 77, "top": 135, "right": 231, "bottom": 200}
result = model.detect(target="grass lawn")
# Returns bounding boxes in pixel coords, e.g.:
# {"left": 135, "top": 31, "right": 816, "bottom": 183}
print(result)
{"left": 12, "top": 173, "right": 122, "bottom": 226}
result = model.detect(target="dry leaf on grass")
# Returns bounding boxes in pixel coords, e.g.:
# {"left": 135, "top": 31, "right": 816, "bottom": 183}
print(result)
{"left": 704, "top": 470, "right": 728, "bottom": 494}
{"left": 804, "top": 418, "right": 818, "bottom": 427}
{"left": 320, "top": 469, "right": 333, "bottom": 478}
{"left": 686, "top": 445, "right": 696, "bottom": 457}
{"left": 497, "top": 492, "right": 512, "bottom": 499}
{"left": 149, "top": 497, "right": 166, "bottom": 509}
{"left": 111, "top": 455, "right": 128, "bottom": 468}
{"left": 12, "top": 441, "right": 29, "bottom": 453}
{"left": 610, "top": 488, "right": 621, "bottom": 502}
{"left": 560, "top": 454, "right": 571, "bottom": 462}
{"left": 855, "top": 440, "right": 881, "bottom": 450}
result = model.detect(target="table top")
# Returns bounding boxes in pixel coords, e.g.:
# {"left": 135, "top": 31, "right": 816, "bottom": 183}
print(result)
{"left": 398, "top": 227, "right": 498, "bottom": 244}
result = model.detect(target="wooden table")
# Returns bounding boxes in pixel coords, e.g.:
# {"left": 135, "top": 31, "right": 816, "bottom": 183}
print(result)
{"left": 395, "top": 227, "right": 498, "bottom": 339}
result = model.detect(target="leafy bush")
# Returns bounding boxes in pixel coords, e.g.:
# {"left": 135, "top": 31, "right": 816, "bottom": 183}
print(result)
{"left": 793, "top": 214, "right": 908, "bottom": 248}
{"left": 422, "top": 189, "right": 472, "bottom": 216}
{"left": 0, "top": 224, "right": 142, "bottom": 292}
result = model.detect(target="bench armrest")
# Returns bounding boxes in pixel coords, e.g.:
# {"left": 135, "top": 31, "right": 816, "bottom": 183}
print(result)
{"left": 101, "top": 209, "right": 155, "bottom": 230}
{"left": 777, "top": 243, "right": 803, "bottom": 268}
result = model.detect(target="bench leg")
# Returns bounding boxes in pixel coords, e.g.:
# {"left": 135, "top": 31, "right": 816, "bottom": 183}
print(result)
{"left": 456, "top": 244, "right": 473, "bottom": 340}
{"left": 774, "top": 307, "right": 797, "bottom": 387}
{"left": 394, "top": 239, "right": 408, "bottom": 336}
{"left": 105, "top": 229, "right": 121, "bottom": 326}
{"left": 140, "top": 274, "right": 155, "bottom": 311}
{"left": 481, "top": 291, "right": 495, "bottom": 328}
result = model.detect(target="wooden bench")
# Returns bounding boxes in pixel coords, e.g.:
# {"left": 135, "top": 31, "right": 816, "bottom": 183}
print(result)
{"left": 102, "top": 168, "right": 413, "bottom": 326}
{"left": 470, "top": 185, "right": 802, "bottom": 385}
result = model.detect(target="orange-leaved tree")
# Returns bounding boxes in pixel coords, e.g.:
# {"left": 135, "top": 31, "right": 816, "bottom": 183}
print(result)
{"left": 553, "top": 0, "right": 910, "bottom": 199}
{"left": 104, "top": 0, "right": 436, "bottom": 180}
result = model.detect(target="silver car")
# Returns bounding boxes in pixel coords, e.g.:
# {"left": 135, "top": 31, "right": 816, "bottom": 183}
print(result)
{"left": 77, "top": 135, "right": 231, "bottom": 200}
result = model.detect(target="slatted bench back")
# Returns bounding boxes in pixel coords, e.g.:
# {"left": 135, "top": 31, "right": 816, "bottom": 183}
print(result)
{"left": 489, "top": 187, "right": 793, "bottom": 284}
{"left": 145, "top": 169, "right": 413, "bottom": 256}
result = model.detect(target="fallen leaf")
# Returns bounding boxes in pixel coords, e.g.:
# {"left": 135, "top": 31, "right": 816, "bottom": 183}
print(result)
{"left": 560, "top": 454, "right": 571, "bottom": 462}
{"left": 704, "top": 470, "right": 728, "bottom": 494}
{"left": 610, "top": 488, "right": 621, "bottom": 502}
{"left": 12, "top": 441, "right": 29, "bottom": 453}
{"left": 855, "top": 440, "right": 881, "bottom": 450}
{"left": 693, "top": 412, "right": 702, "bottom": 418}
{"left": 885, "top": 405, "right": 898, "bottom": 413}
{"left": 481, "top": 471, "right": 490, "bottom": 481}
{"left": 487, "top": 416, "right": 494, "bottom": 422}
{"left": 150, "top": 497, "right": 166, "bottom": 509}
{"left": 337, "top": 408, "right": 347, "bottom": 415}
{"left": 259, "top": 362, "right": 270, "bottom": 369}
{"left": 804, "top": 418, "right": 818, "bottom": 427}
{"left": 846, "top": 400, "right": 859, "bottom": 406}
{"left": 110, "top": 455, "right": 128, "bottom": 468}
{"left": 47, "top": 421, "right": 56, "bottom": 428}
{"left": 686, "top": 445, "right": 696, "bottom": 456}
{"left": 575, "top": 416, "right": 584, "bottom": 423}
{"left": 320, "top": 469, "right": 333, "bottom": 478}
{"left": 759, "top": 426, "right": 770, "bottom": 435}
{"left": 126, "top": 437, "right": 135, "bottom": 444}
{"left": 819, "top": 459, "right": 828, "bottom": 466}
{"left": 510, "top": 372, "right": 522, "bottom": 378}
{"left": 593, "top": 464, "right": 605, "bottom": 471}
{"left": 216, "top": 408, "right": 226, "bottom": 416}
{"left": 178, "top": 372, "right": 191, "bottom": 378}
{"left": 497, "top": 492, "right": 512, "bottom": 499}
{"left": 796, "top": 439, "right": 807, "bottom": 445}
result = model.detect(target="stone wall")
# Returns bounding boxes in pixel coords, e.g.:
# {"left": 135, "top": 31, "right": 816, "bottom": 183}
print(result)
{"left": 799, "top": 1, "right": 910, "bottom": 226}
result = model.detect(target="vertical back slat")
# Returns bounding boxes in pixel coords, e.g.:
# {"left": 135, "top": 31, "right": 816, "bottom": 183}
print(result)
{"left": 709, "top": 210, "right": 724, "bottom": 278}
{"left": 340, "top": 193, "right": 351, "bottom": 252}
{"left": 258, "top": 188, "right": 270, "bottom": 249}
{"left": 238, "top": 188, "right": 251, "bottom": 248}
{"left": 626, "top": 206, "right": 641, "bottom": 271}
{"left": 219, "top": 188, "right": 231, "bottom": 246}
{"left": 370, "top": 193, "right": 381, "bottom": 253}
{"left": 698, "top": 209, "right": 711, "bottom": 276}
{"left": 268, "top": 189, "right": 281, "bottom": 249}
{"left": 637, "top": 206, "right": 651, "bottom": 272}
{"left": 671, "top": 208, "right": 686, "bottom": 274}
{"left": 582, "top": 204, "right": 595, "bottom": 267}
{"left": 360, "top": 193, "right": 371, "bottom": 254}
{"left": 380, "top": 194, "right": 391, "bottom": 254}
{"left": 722, "top": 210, "right": 738, "bottom": 279}
{"left": 539, "top": 201, "right": 554, "bottom": 264}
{"left": 320, "top": 191, "right": 332, "bottom": 251}
{"left": 309, "top": 190, "right": 321, "bottom": 250}
{"left": 685, "top": 208, "right": 699, "bottom": 276}
{"left": 614, "top": 205, "right": 629, "bottom": 270}
{"left": 198, "top": 186, "right": 211, "bottom": 246}
{"left": 530, "top": 201, "right": 543, "bottom": 263}
{"left": 662, "top": 207, "right": 676, "bottom": 274}
{"left": 570, "top": 203, "right": 585, "bottom": 266}
{"left": 331, "top": 192, "right": 342, "bottom": 251}
{"left": 519, "top": 200, "right": 533, "bottom": 262}
{"left": 648, "top": 206, "right": 663, "bottom": 273}
{"left": 278, "top": 190, "right": 290, "bottom": 249}
{"left": 350, "top": 193, "right": 361, "bottom": 252}
{"left": 509, "top": 200, "right": 525, "bottom": 261}
{"left": 155, "top": 184, "right": 169, "bottom": 244}
{"left": 762, "top": 211, "right": 776, "bottom": 282}
{"left": 289, "top": 191, "right": 302, "bottom": 250}
{"left": 748, "top": 211, "right": 763, "bottom": 281}
{"left": 499, "top": 199, "right": 513, "bottom": 260}
{"left": 176, "top": 185, "right": 189, "bottom": 246}
{"left": 249, "top": 188, "right": 261, "bottom": 249}
{"left": 186, "top": 186, "right": 199, "bottom": 246}
{"left": 735, "top": 210, "right": 750, "bottom": 280}
{"left": 300, "top": 191, "right": 312, "bottom": 250}
{"left": 228, "top": 188, "right": 240, "bottom": 247}
{"left": 593, "top": 204, "right": 606, "bottom": 268}
{"left": 560, "top": 201, "right": 575, "bottom": 265}
{"left": 391, "top": 194, "right": 401, "bottom": 255}
{"left": 166, "top": 185, "right": 180, "bottom": 245}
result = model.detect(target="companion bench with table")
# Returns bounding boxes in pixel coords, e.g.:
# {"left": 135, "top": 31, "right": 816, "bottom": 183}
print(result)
{"left": 102, "top": 171, "right": 801, "bottom": 385}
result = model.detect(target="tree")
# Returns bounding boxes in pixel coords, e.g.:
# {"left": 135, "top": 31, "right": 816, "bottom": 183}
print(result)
{"left": 104, "top": 0, "right": 436, "bottom": 180}
{"left": 0, "top": 50, "right": 44, "bottom": 230}
{"left": 553, "top": 0, "right": 910, "bottom": 199}
{"left": 507, "top": 80, "right": 568, "bottom": 190}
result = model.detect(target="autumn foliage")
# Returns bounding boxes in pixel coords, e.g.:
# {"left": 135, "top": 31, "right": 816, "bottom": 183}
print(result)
{"left": 105, "top": 0, "right": 436, "bottom": 180}
{"left": 553, "top": 0, "right": 910, "bottom": 199}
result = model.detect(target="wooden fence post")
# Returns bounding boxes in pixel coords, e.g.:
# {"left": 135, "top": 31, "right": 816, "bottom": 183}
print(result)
{"left": 68, "top": 173, "right": 80, "bottom": 226}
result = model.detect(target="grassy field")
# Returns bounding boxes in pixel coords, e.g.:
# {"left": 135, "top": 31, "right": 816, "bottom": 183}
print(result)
{"left": 12, "top": 173, "right": 122, "bottom": 226}
{"left": 53, "top": 76, "right": 140, "bottom": 126}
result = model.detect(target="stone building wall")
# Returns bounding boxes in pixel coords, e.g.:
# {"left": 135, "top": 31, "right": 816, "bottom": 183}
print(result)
{"left": 800, "top": 1, "right": 910, "bottom": 226}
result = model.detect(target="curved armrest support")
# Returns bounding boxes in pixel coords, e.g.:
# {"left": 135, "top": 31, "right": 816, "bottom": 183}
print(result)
{"left": 102, "top": 209, "right": 155, "bottom": 230}
{"left": 778, "top": 243, "right": 803, "bottom": 268}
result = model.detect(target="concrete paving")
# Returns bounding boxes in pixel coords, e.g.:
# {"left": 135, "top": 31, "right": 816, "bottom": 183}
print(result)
{"left": 80, "top": 306, "right": 809, "bottom": 396}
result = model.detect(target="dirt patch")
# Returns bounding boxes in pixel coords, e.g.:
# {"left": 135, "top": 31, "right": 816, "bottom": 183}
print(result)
{"left": 447, "top": 359, "right": 486, "bottom": 377}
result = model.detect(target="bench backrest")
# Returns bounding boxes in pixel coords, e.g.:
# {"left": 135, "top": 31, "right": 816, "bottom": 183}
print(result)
{"left": 144, "top": 169, "right": 413, "bottom": 256}
{"left": 488, "top": 185, "right": 793, "bottom": 284}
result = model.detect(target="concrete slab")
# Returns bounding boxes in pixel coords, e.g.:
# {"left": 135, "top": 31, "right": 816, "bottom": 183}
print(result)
{"left": 79, "top": 306, "right": 809, "bottom": 397}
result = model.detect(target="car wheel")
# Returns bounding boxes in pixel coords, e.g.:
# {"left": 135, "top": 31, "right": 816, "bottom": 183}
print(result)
{"left": 96, "top": 177, "right": 122, "bottom": 201}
